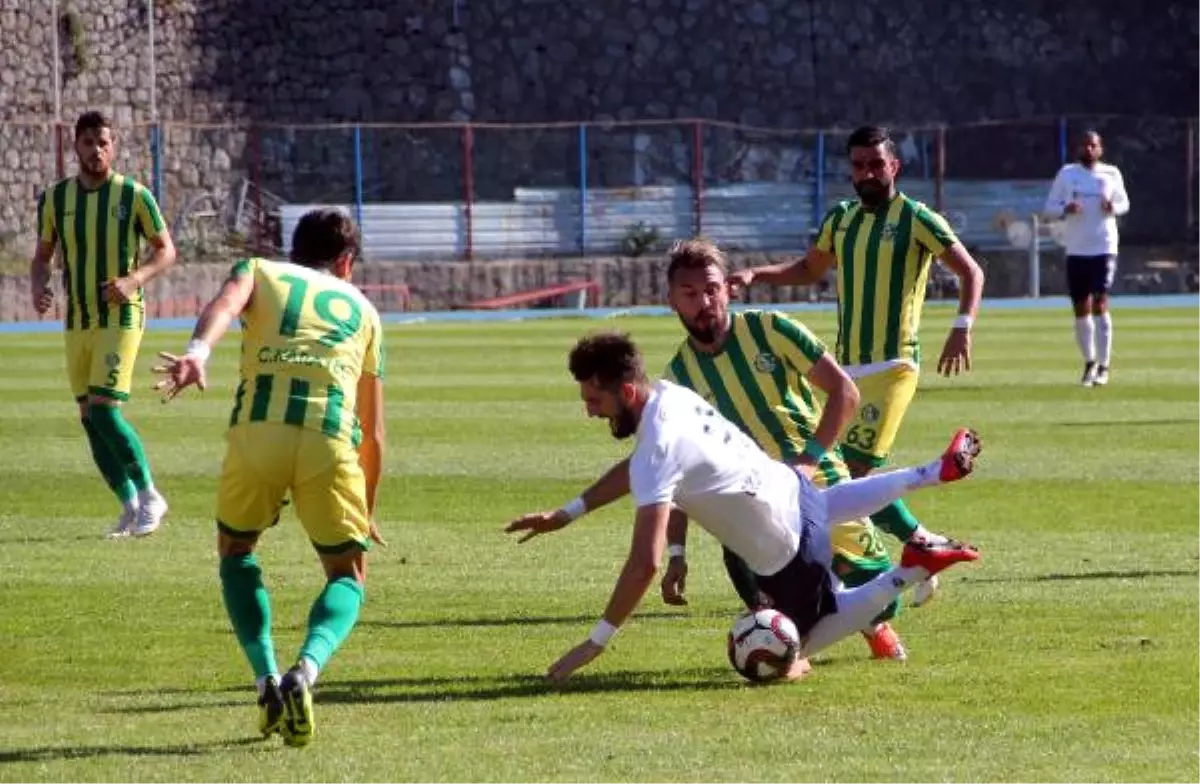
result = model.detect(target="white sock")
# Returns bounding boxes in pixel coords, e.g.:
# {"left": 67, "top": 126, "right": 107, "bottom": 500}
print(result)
{"left": 798, "top": 567, "right": 927, "bottom": 658}
{"left": 910, "top": 524, "right": 949, "bottom": 545}
{"left": 137, "top": 487, "right": 160, "bottom": 504}
{"left": 1095, "top": 312, "right": 1112, "bottom": 366}
{"left": 299, "top": 656, "right": 319, "bottom": 685}
{"left": 1074, "top": 316, "right": 1096, "bottom": 363}
{"left": 122, "top": 497, "right": 139, "bottom": 513}
{"left": 820, "top": 465, "right": 939, "bottom": 525}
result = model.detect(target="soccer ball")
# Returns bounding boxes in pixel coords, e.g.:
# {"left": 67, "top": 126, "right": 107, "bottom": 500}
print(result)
{"left": 727, "top": 608, "right": 800, "bottom": 682}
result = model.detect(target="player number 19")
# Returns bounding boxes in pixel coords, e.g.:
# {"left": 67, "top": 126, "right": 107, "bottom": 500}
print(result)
{"left": 277, "top": 274, "right": 362, "bottom": 347}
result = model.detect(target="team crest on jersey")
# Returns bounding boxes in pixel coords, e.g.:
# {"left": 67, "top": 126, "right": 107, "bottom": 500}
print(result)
{"left": 104, "top": 352, "right": 120, "bottom": 369}
{"left": 113, "top": 204, "right": 129, "bottom": 221}
{"left": 753, "top": 352, "right": 778, "bottom": 373}
{"left": 861, "top": 403, "right": 881, "bottom": 424}
{"left": 881, "top": 223, "right": 899, "bottom": 240}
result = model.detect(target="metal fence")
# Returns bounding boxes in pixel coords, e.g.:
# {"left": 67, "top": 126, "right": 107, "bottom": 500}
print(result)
{"left": 2, "top": 115, "right": 1195, "bottom": 261}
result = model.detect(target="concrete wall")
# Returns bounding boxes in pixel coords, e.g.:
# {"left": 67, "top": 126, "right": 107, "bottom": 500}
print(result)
{"left": 1, "top": 0, "right": 1196, "bottom": 252}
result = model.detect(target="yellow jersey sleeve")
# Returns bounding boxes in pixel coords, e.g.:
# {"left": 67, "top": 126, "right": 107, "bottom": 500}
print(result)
{"left": 814, "top": 202, "right": 848, "bottom": 255}
{"left": 37, "top": 189, "right": 55, "bottom": 244}
{"left": 660, "top": 359, "right": 679, "bottom": 383}
{"left": 133, "top": 185, "right": 166, "bottom": 241}
{"left": 361, "top": 307, "right": 385, "bottom": 379}
{"left": 765, "top": 311, "right": 827, "bottom": 376}
{"left": 912, "top": 204, "right": 959, "bottom": 256}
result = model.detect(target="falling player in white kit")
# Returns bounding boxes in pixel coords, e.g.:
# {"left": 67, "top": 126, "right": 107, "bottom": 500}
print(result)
{"left": 506, "top": 332, "right": 982, "bottom": 683}
{"left": 1044, "top": 130, "right": 1130, "bottom": 387}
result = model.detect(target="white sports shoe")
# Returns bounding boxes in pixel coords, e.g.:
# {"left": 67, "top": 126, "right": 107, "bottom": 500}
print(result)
{"left": 133, "top": 490, "right": 168, "bottom": 537}
{"left": 911, "top": 574, "right": 940, "bottom": 607}
{"left": 106, "top": 504, "right": 139, "bottom": 539}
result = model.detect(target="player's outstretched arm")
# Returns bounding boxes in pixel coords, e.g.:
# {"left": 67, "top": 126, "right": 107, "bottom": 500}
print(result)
{"left": 504, "top": 456, "right": 632, "bottom": 543}
{"left": 153, "top": 271, "right": 254, "bottom": 401}
{"left": 936, "top": 243, "right": 984, "bottom": 377}
{"left": 729, "top": 248, "right": 835, "bottom": 293}
{"left": 356, "top": 373, "right": 386, "bottom": 545}
{"left": 547, "top": 503, "right": 670, "bottom": 683}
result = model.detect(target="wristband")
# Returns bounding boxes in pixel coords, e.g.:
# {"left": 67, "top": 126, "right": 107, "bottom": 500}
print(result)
{"left": 561, "top": 496, "right": 587, "bottom": 521}
{"left": 801, "top": 440, "right": 827, "bottom": 462}
{"left": 667, "top": 544, "right": 686, "bottom": 559}
{"left": 953, "top": 314, "right": 974, "bottom": 331}
{"left": 185, "top": 339, "right": 212, "bottom": 363}
{"left": 589, "top": 619, "right": 618, "bottom": 647}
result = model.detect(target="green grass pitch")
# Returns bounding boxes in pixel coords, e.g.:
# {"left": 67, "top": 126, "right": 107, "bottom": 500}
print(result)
{"left": 0, "top": 305, "right": 1195, "bottom": 782}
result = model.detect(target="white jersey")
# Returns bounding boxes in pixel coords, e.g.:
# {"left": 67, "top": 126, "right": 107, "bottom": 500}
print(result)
{"left": 629, "top": 380, "right": 803, "bottom": 576}
{"left": 1043, "top": 162, "right": 1129, "bottom": 256}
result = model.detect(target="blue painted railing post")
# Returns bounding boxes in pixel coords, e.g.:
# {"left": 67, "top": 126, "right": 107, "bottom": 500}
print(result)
{"left": 353, "top": 125, "right": 364, "bottom": 237}
{"left": 578, "top": 123, "right": 588, "bottom": 253}
{"left": 813, "top": 130, "right": 825, "bottom": 239}
{"left": 1058, "top": 117, "right": 1068, "bottom": 166}
{"left": 150, "top": 123, "right": 164, "bottom": 204}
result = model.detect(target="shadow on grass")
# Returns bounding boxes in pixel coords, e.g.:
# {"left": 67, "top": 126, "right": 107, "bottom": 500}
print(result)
{"left": 0, "top": 534, "right": 108, "bottom": 545}
{"left": 104, "top": 667, "right": 747, "bottom": 716}
{"left": 1048, "top": 418, "right": 1198, "bottom": 428}
{"left": 0, "top": 736, "right": 266, "bottom": 764}
{"left": 315, "top": 667, "right": 744, "bottom": 705}
{"left": 967, "top": 567, "right": 1198, "bottom": 584}
{"left": 352, "top": 609, "right": 717, "bottom": 632}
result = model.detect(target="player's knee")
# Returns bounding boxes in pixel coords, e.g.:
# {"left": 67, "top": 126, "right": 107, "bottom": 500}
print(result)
{"left": 87, "top": 394, "right": 120, "bottom": 409}
{"left": 217, "top": 530, "right": 258, "bottom": 558}
{"left": 319, "top": 548, "right": 366, "bottom": 584}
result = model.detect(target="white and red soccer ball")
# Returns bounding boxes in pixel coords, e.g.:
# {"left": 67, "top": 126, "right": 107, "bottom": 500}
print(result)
{"left": 727, "top": 608, "right": 800, "bottom": 682}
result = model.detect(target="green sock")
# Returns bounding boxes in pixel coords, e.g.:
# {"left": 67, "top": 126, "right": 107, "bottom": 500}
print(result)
{"left": 87, "top": 404, "right": 153, "bottom": 492}
{"left": 81, "top": 417, "right": 136, "bottom": 504}
{"left": 219, "top": 553, "right": 279, "bottom": 680}
{"left": 870, "top": 499, "right": 921, "bottom": 543}
{"left": 298, "top": 576, "right": 365, "bottom": 674}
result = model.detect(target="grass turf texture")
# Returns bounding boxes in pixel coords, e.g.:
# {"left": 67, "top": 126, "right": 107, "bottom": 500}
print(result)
{"left": 0, "top": 305, "right": 1195, "bottom": 782}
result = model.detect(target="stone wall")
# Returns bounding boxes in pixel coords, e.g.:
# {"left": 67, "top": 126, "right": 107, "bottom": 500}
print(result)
{"left": 3, "top": 247, "right": 1194, "bottom": 323}
{"left": 0, "top": 0, "right": 1196, "bottom": 252}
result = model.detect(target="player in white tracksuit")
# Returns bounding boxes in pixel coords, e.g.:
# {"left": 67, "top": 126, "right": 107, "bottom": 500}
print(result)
{"left": 506, "top": 331, "right": 981, "bottom": 683}
{"left": 1044, "top": 130, "right": 1130, "bottom": 387}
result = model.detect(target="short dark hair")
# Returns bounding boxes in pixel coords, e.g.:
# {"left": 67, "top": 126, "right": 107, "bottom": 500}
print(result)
{"left": 290, "top": 208, "right": 360, "bottom": 269}
{"left": 1080, "top": 129, "right": 1103, "bottom": 144}
{"left": 568, "top": 331, "right": 646, "bottom": 389}
{"left": 846, "top": 125, "right": 897, "bottom": 158}
{"left": 666, "top": 237, "right": 727, "bottom": 283}
{"left": 74, "top": 111, "right": 111, "bottom": 140}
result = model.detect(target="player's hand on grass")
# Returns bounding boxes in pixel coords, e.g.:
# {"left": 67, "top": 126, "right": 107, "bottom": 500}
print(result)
{"left": 505, "top": 509, "right": 571, "bottom": 543}
{"left": 547, "top": 639, "right": 604, "bottom": 683}
{"left": 660, "top": 556, "right": 688, "bottom": 606}
{"left": 102, "top": 275, "right": 140, "bottom": 305}
{"left": 727, "top": 268, "right": 755, "bottom": 296}
{"left": 937, "top": 328, "right": 972, "bottom": 377}
{"left": 152, "top": 351, "right": 207, "bottom": 402}
{"left": 32, "top": 285, "right": 53, "bottom": 314}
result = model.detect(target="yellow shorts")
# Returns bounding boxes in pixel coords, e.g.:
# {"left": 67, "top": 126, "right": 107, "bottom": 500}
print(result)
{"left": 64, "top": 326, "right": 144, "bottom": 402}
{"left": 811, "top": 449, "right": 890, "bottom": 566}
{"left": 841, "top": 363, "right": 920, "bottom": 468}
{"left": 216, "top": 423, "right": 371, "bottom": 552}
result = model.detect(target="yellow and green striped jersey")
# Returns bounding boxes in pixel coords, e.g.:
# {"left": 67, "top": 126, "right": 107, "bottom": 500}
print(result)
{"left": 229, "top": 258, "right": 385, "bottom": 447}
{"left": 814, "top": 192, "right": 959, "bottom": 366}
{"left": 37, "top": 173, "right": 166, "bottom": 331}
{"left": 662, "top": 310, "right": 828, "bottom": 463}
